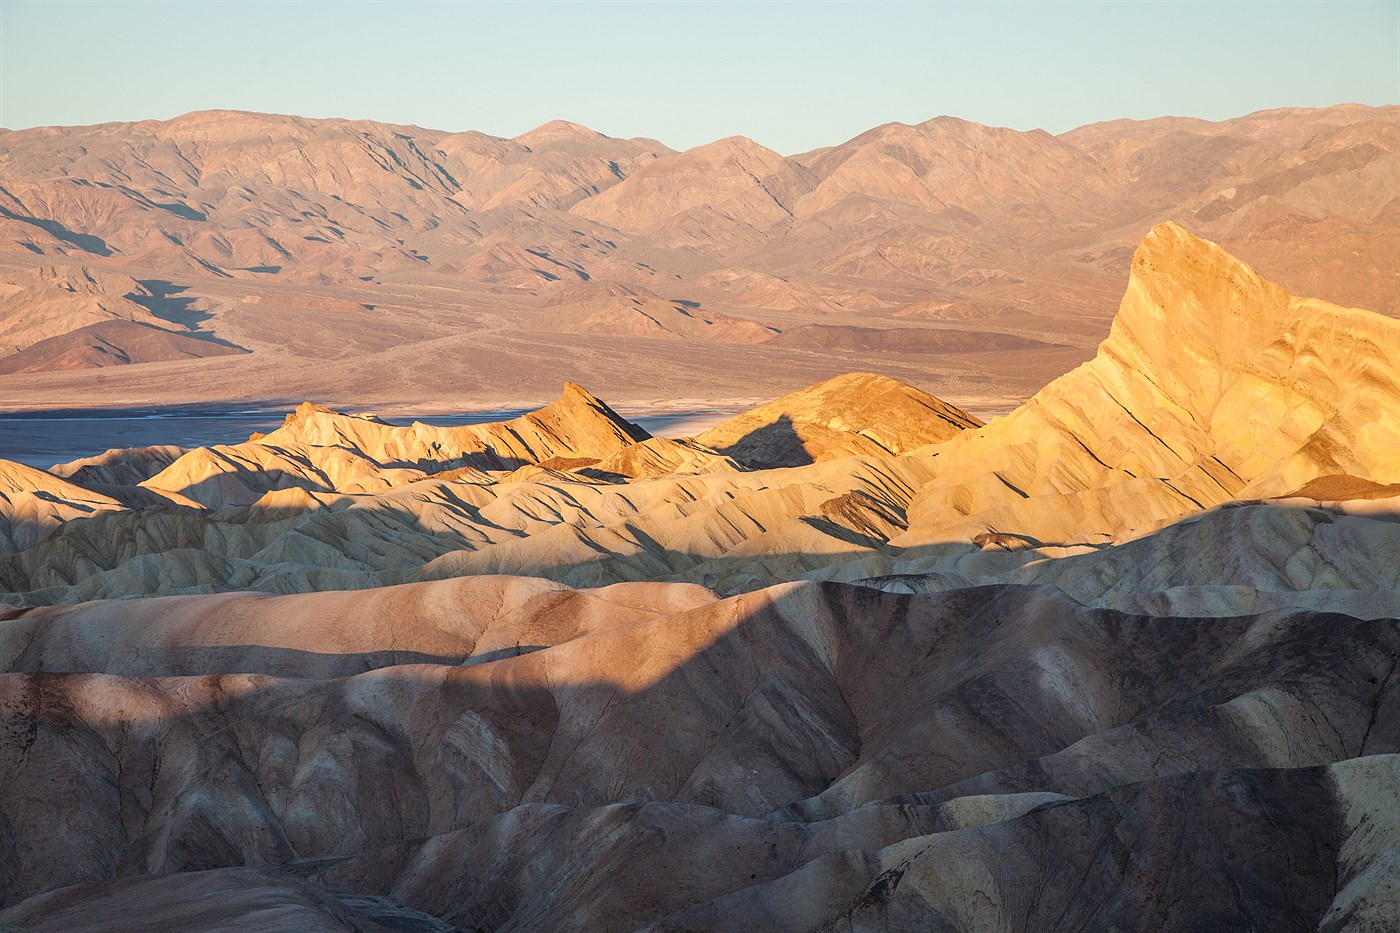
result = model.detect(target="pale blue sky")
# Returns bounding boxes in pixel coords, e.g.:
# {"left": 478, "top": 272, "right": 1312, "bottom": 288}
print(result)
{"left": 2, "top": 0, "right": 1396, "bottom": 153}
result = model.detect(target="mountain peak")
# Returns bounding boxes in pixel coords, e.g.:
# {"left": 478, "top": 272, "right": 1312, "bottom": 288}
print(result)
{"left": 515, "top": 119, "right": 605, "bottom": 144}
{"left": 697, "top": 372, "right": 980, "bottom": 467}
{"left": 528, "top": 382, "right": 651, "bottom": 446}
{"left": 692, "top": 135, "right": 784, "bottom": 161}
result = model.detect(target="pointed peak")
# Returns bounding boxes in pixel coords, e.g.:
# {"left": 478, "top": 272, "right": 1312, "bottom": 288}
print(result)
{"left": 267, "top": 403, "right": 389, "bottom": 441}
{"left": 515, "top": 119, "right": 604, "bottom": 145}
{"left": 1130, "top": 221, "right": 1267, "bottom": 290}
{"left": 695, "top": 135, "right": 781, "bottom": 157}
{"left": 533, "top": 383, "right": 650, "bottom": 443}
{"left": 284, "top": 401, "right": 341, "bottom": 424}
{"left": 560, "top": 380, "right": 601, "bottom": 402}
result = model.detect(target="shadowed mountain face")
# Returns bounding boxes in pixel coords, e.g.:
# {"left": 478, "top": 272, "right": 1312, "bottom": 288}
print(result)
{"left": 0, "top": 225, "right": 1396, "bottom": 928}
{"left": 0, "top": 265, "right": 243, "bottom": 372}
{"left": 0, "top": 105, "right": 1393, "bottom": 406}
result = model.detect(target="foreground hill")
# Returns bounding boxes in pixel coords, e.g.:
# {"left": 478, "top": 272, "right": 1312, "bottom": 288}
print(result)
{"left": 0, "top": 225, "right": 1395, "bottom": 929}
{"left": 0, "top": 579, "right": 1394, "bottom": 929}
{"left": 695, "top": 371, "right": 982, "bottom": 467}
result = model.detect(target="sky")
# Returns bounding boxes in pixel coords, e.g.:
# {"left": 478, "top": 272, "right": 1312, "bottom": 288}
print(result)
{"left": 2, "top": 0, "right": 1396, "bottom": 153}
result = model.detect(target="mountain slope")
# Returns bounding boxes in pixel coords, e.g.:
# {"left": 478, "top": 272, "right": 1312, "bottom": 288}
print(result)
{"left": 0, "top": 105, "right": 1394, "bottom": 408}
{"left": 570, "top": 135, "right": 819, "bottom": 236}
{"left": 696, "top": 371, "right": 982, "bottom": 467}
{"left": 891, "top": 221, "right": 1400, "bottom": 548}
{"left": 529, "top": 282, "right": 778, "bottom": 343}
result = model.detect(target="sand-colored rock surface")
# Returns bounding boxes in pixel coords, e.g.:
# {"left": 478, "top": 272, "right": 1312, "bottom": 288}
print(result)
{"left": 887, "top": 222, "right": 1400, "bottom": 550}
{"left": 48, "top": 444, "right": 187, "bottom": 486}
{"left": 859, "top": 497, "right": 1400, "bottom": 620}
{"left": 696, "top": 372, "right": 982, "bottom": 467}
{"left": 137, "top": 383, "right": 649, "bottom": 506}
{"left": 0, "top": 460, "right": 125, "bottom": 554}
{"left": 0, "top": 226, "right": 1394, "bottom": 612}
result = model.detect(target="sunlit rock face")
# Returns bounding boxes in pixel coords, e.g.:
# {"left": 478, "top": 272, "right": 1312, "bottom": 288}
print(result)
{"left": 0, "top": 224, "right": 1396, "bottom": 929}
{"left": 892, "top": 222, "right": 1400, "bottom": 549}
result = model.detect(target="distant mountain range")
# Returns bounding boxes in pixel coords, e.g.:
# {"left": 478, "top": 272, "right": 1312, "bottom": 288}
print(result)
{"left": 0, "top": 104, "right": 1394, "bottom": 405}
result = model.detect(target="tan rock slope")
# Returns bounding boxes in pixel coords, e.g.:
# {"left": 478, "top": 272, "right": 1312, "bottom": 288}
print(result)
{"left": 138, "top": 383, "right": 650, "bottom": 506}
{"left": 695, "top": 371, "right": 983, "bottom": 467}
{"left": 0, "top": 460, "right": 125, "bottom": 554}
{"left": 888, "top": 221, "right": 1400, "bottom": 551}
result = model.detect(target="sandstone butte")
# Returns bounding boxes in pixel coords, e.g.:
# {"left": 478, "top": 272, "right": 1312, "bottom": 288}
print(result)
{"left": 0, "top": 223, "right": 1395, "bottom": 930}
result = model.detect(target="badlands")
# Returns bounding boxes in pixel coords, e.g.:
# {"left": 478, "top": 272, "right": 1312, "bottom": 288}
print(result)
{"left": 0, "top": 221, "right": 1394, "bottom": 930}
{"left": 0, "top": 103, "right": 1397, "bottom": 932}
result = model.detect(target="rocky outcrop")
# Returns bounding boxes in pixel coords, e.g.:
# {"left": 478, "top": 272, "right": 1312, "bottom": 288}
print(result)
{"left": 49, "top": 444, "right": 187, "bottom": 487}
{"left": 696, "top": 372, "right": 981, "bottom": 468}
{"left": 137, "top": 383, "right": 650, "bottom": 507}
{"left": 0, "top": 460, "right": 125, "bottom": 554}
{"left": 892, "top": 222, "right": 1400, "bottom": 549}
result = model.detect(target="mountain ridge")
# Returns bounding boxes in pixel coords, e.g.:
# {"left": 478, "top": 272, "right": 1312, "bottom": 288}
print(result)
{"left": 0, "top": 103, "right": 1393, "bottom": 406}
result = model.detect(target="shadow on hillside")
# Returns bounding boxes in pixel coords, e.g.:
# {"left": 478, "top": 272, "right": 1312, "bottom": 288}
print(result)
{"left": 131, "top": 280, "right": 214, "bottom": 329}
{"left": 4, "top": 485, "right": 1393, "bottom": 615}
{"left": 0, "top": 571, "right": 1390, "bottom": 929}
{"left": 0, "top": 206, "right": 113, "bottom": 256}
{"left": 708, "top": 414, "right": 814, "bottom": 468}
{"left": 129, "top": 280, "right": 248, "bottom": 352}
